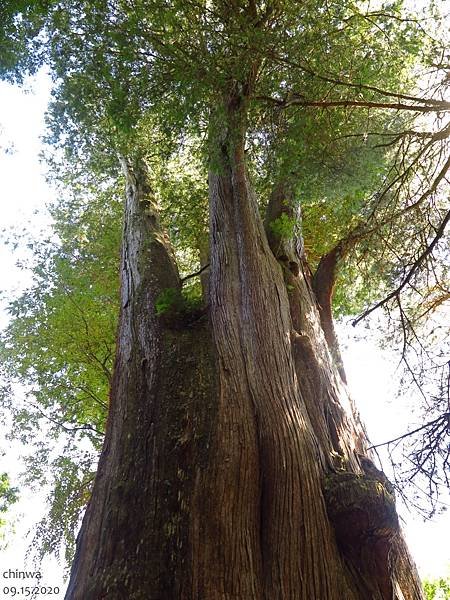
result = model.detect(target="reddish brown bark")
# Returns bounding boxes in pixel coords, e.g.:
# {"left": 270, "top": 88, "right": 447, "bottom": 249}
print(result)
{"left": 65, "top": 109, "right": 424, "bottom": 599}
{"left": 264, "top": 181, "right": 303, "bottom": 274}
{"left": 64, "top": 159, "right": 217, "bottom": 599}
{"left": 206, "top": 98, "right": 352, "bottom": 599}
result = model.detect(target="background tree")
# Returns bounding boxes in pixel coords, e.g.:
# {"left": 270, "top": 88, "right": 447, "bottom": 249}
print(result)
{"left": 422, "top": 572, "right": 450, "bottom": 600}
{"left": 0, "top": 470, "right": 19, "bottom": 540}
{"left": 0, "top": 0, "right": 449, "bottom": 598}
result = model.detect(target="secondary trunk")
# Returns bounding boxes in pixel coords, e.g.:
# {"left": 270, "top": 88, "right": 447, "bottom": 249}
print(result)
{"left": 65, "top": 158, "right": 217, "bottom": 598}
{"left": 312, "top": 245, "right": 348, "bottom": 383}
{"left": 65, "top": 108, "right": 424, "bottom": 598}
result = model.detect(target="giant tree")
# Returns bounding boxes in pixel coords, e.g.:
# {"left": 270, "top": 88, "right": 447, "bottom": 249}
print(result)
{"left": 1, "top": 1, "right": 449, "bottom": 598}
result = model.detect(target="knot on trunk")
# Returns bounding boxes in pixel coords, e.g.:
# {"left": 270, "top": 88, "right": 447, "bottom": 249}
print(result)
{"left": 323, "top": 472, "right": 398, "bottom": 549}
{"left": 323, "top": 471, "right": 399, "bottom": 600}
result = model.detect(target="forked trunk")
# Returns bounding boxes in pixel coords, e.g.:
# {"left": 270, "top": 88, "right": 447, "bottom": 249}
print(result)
{"left": 65, "top": 108, "right": 424, "bottom": 599}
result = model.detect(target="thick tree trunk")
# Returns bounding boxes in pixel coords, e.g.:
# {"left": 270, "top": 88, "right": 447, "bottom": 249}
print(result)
{"left": 206, "top": 99, "right": 351, "bottom": 599}
{"left": 65, "top": 119, "right": 424, "bottom": 598}
{"left": 65, "top": 158, "right": 217, "bottom": 598}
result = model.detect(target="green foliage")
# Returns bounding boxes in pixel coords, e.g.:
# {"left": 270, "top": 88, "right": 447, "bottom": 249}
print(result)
{"left": 0, "top": 1, "right": 54, "bottom": 82}
{"left": 0, "top": 183, "right": 121, "bottom": 441}
{"left": 333, "top": 252, "right": 389, "bottom": 317}
{"left": 0, "top": 472, "right": 18, "bottom": 514}
{"left": 269, "top": 213, "right": 297, "bottom": 241}
{"left": 423, "top": 573, "right": 450, "bottom": 600}
{"left": 156, "top": 143, "right": 209, "bottom": 267}
{"left": 31, "top": 448, "right": 95, "bottom": 567}
{"left": 0, "top": 471, "right": 19, "bottom": 539}
{"left": 155, "top": 283, "right": 203, "bottom": 317}
{"left": 155, "top": 287, "right": 179, "bottom": 316}
{"left": 0, "top": 177, "right": 122, "bottom": 561}
{"left": 181, "top": 280, "right": 203, "bottom": 311}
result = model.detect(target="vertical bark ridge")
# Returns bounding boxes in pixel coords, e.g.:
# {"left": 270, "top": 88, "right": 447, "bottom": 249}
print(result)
{"left": 263, "top": 176, "right": 425, "bottom": 599}
{"left": 391, "top": 534, "right": 426, "bottom": 600}
{"left": 264, "top": 179, "right": 366, "bottom": 465}
{"left": 199, "top": 158, "right": 263, "bottom": 598}
{"left": 208, "top": 103, "right": 356, "bottom": 600}
{"left": 285, "top": 263, "right": 425, "bottom": 599}
{"left": 286, "top": 264, "right": 367, "bottom": 462}
{"left": 197, "top": 238, "right": 210, "bottom": 304}
{"left": 263, "top": 176, "right": 365, "bottom": 450}
{"left": 63, "top": 145, "right": 425, "bottom": 599}
{"left": 264, "top": 181, "right": 303, "bottom": 273}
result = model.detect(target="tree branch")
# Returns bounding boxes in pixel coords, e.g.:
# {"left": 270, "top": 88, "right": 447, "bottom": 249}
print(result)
{"left": 261, "top": 53, "right": 450, "bottom": 108}
{"left": 366, "top": 413, "right": 449, "bottom": 451}
{"left": 352, "top": 206, "right": 450, "bottom": 325}
{"left": 27, "top": 401, "right": 104, "bottom": 437}
{"left": 256, "top": 95, "right": 450, "bottom": 113}
{"left": 180, "top": 263, "right": 209, "bottom": 284}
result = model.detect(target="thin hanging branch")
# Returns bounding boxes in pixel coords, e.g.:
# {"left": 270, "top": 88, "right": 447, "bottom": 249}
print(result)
{"left": 265, "top": 53, "right": 450, "bottom": 107}
{"left": 368, "top": 412, "right": 450, "bottom": 450}
{"left": 352, "top": 207, "right": 450, "bottom": 326}
{"left": 27, "top": 401, "right": 104, "bottom": 437}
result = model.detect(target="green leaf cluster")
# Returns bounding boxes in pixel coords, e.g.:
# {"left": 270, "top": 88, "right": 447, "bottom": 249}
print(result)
{"left": 0, "top": 178, "right": 122, "bottom": 560}
{"left": 0, "top": 182, "right": 121, "bottom": 440}
{"left": 30, "top": 448, "right": 95, "bottom": 567}
{"left": 423, "top": 573, "right": 450, "bottom": 600}
{"left": 0, "top": 470, "right": 19, "bottom": 539}
{"left": 0, "top": 472, "right": 18, "bottom": 514}
{"left": 269, "top": 213, "right": 297, "bottom": 241}
{"left": 155, "top": 287, "right": 179, "bottom": 316}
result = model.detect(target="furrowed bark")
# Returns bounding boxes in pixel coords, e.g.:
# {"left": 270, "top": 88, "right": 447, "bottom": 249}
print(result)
{"left": 264, "top": 182, "right": 347, "bottom": 382}
{"left": 207, "top": 94, "right": 358, "bottom": 600}
{"left": 264, "top": 181, "right": 358, "bottom": 456}
{"left": 65, "top": 159, "right": 217, "bottom": 599}
{"left": 264, "top": 178, "right": 424, "bottom": 598}
{"left": 264, "top": 180, "right": 303, "bottom": 274}
{"left": 197, "top": 238, "right": 210, "bottom": 304}
{"left": 65, "top": 133, "right": 424, "bottom": 599}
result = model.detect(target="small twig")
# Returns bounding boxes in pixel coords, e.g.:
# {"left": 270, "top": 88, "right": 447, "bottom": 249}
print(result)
{"left": 366, "top": 412, "right": 449, "bottom": 450}
{"left": 27, "top": 401, "right": 104, "bottom": 437}
{"left": 256, "top": 93, "right": 450, "bottom": 113}
{"left": 262, "top": 53, "right": 450, "bottom": 108}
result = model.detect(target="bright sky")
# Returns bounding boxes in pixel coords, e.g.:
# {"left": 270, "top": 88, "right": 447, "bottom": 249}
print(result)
{"left": 0, "top": 71, "right": 448, "bottom": 594}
